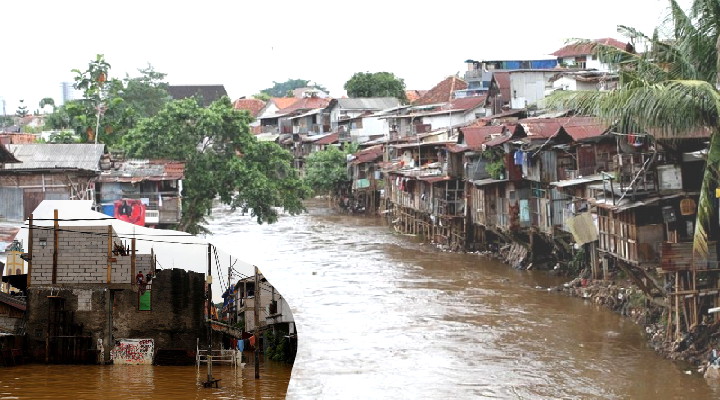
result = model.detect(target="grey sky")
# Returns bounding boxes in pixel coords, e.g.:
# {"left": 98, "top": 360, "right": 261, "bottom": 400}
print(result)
{"left": 1, "top": 0, "right": 687, "bottom": 114}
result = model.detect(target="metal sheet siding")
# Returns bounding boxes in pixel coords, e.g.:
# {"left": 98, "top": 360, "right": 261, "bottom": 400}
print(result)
{"left": 0, "top": 187, "right": 23, "bottom": 221}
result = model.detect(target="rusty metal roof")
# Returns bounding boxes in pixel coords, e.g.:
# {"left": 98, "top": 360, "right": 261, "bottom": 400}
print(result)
{"left": 460, "top": 125, "right": 504, "bottom": 148}
{"left": 98, "top": 159, "right": 185, "bottom": 183}
{"left": 313, "top": 132, "right": 339, "bottom": 145}
{"left": 4, "top": 144, "right": 104, "bottom": 171}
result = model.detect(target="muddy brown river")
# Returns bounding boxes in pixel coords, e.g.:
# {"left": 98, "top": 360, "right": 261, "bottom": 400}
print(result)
{"left": 3, "top": 200, "right": 720, "bottom": 399}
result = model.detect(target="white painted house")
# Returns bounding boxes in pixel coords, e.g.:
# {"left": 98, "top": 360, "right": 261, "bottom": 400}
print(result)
{"left": 550, "top": 38, "right": 627, "bottom": 72}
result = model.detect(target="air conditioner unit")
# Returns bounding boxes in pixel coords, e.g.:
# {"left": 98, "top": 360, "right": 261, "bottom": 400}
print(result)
{"left": 145, "top": 210, "right": 160, "bottom": 225}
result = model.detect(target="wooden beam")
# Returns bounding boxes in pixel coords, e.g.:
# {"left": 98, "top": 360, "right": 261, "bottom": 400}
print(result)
{"left": 107, "top": 225, "right": 112, "bottom": 284}
{"left": 52, "top": 209, "right": 58, "bottom": 284}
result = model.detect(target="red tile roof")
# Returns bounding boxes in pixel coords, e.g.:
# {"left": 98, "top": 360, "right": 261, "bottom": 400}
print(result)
{"left": 277, "top": 97, "right": 331, "bottom": 114}
{"left": 416, "top": 77, "right": 468, "bottom": 105}
{"left": 232, "top": 99, "right": 267, "bottom": 117}
{"left": 551, "top": 38, "right": 628, "bottom": 58}
{"left": 405, "top": 90, "right": 428, "bottom": 104}
{"left": 271, "top": 97, "right": 298, "bottom": 110}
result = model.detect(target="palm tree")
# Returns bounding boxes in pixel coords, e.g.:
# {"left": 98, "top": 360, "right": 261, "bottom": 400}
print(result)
{"left": 548, "top": 0, "right": 720, "bottom": 258}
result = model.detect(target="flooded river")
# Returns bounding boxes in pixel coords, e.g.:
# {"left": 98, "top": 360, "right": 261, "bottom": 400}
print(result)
{"left": 3, "top": 200, "right": 720, "bottom": 399}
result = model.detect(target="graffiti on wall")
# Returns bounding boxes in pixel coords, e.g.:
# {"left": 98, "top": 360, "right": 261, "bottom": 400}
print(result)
{"left": 110, "top": 338, "right": 154, "bottom": 365}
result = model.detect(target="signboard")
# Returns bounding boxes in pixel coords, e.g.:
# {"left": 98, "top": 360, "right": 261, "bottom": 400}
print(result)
{"left": 114, "top": 199, "right": 146, "bottom": 226}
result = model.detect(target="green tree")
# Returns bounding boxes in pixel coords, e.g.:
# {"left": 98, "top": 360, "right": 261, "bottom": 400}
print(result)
{"left": 547, "top": 0, "right": 720, "bottom": 257}
{"left": 39, "top": 97, "right": 55, "bottom": 113}
{"left": 343, "top": 72, "right": 407, "bottom": 101}
{"left": 252, "top": 92, "right": 271, "bottom": 101}
{"left": 304, "top": 145, "right": 356, "bottom": 196}
{"left": 15, "top": 100, "right": 28, "bottom": 117}
{"left": 48, "top": 130, "right": 77, "bottom": 144}
{"left": 46, "top": 59, "right": 170, "bottom": 147}
{"left": 262, "top": 79, "right": 328, "bottom": 97}
{"left": 121, "top": 97, "right": 310, "bottom": 233}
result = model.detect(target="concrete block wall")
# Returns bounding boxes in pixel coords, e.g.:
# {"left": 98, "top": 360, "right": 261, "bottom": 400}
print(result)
{"left": 31, "top": 225, "right": 152, "bottom": 285}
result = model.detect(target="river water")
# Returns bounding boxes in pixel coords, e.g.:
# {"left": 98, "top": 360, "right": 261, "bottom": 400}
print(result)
{"left": 3, "top": 201, "right": 720, "bottom": 399}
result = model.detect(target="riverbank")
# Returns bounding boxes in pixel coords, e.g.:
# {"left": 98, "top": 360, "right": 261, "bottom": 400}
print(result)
{"left": 464, "top": 237, "right": 720, "bottom": 372}
{"left": 557, "top": 277, "right": 720, "bottom": 369}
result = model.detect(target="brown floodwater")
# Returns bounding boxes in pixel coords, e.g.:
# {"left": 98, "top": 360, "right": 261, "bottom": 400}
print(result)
{"left": 3, "top": 200, "right": 720, "bottom": 399}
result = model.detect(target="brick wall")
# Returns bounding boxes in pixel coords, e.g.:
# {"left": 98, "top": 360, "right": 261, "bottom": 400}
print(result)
{"left": 31, "top": 225, "right": 152, "bottom": 285}
{"left": 26, "top": 269, "right": 207, "bottom": 363}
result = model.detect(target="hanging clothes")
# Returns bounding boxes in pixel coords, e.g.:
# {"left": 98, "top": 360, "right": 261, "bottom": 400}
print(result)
{"left": 249, "top": 335, "right": 256, "bottom": 348}
{"left": 514, "top": 151, "right": 524, "bottom": 166}
{"left": 237, "top": 338, "right": 244, "bottom": 352}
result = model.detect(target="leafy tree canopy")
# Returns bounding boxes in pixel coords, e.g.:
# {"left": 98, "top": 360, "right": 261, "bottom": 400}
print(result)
{"left": 121, "top": 97, "right": 310, "bottom": 233}
{"left": 344, "top": 72, "right": 407, "bottom": 102}
{"left": 304, "top": 144, "right": 357, "bottom": 195}
{"left": 46, "top": 57, "right": 170, "bottom": 147}
{"left": 261, "top": 78, "right": 328, "bottom": 98}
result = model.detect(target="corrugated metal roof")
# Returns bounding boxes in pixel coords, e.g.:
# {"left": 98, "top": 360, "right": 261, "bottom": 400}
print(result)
{"left": 97, "top": 159, "right": 185, "bottom": 183}
{"left": 313, "top": 132, "right": 339, "bottom": 145}
{"left": 4, "top": 144, "right": 104, "bottom": 171}
{"left": 338, "top": 97, "right": 401, "bottom": 110}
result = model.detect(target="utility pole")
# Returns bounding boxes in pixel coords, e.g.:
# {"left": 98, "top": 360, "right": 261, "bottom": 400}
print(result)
{"left": 254, "top": 265, "right": 260, "bottom": 379}
{"left": 205, "top": 243, "right": 215, "bottom": 387}
{"left": 228, "top": 258, "right": 232, "bottom": 322}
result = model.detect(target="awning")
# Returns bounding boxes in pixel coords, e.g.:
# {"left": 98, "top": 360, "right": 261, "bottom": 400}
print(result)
{"left": 550, "top": 174, "right": 604, "bottom": 188}
{"left": 288, "top": 108, "right": 323, "bottom": 120}
{"left": 473, "top": 178, "right": 507, "bottom": 186}
{"left": 418, "top": 176, "right": 451, "bottom": 183}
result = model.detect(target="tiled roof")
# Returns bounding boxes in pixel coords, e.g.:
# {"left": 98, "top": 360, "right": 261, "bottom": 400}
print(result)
{"left": 405, "top": 90, "right": 427, "bottom": 104}
{"left": 277, "top": 97, "right": 331, "bottom": 114}
{"left": 416, "top": 77, "right": 467, "bottom": 105}
{"left": 271, "top": 97, "right": 299, "bottom": 110}
{"left": 232, "top": 99, "right": 267, "bottom": 117}
{"left": 98, "top": 159, "right": 185, "bottom": 182}
{"left": 167, "top": 85, "right": 228, "bottom": 107}
{"left": 4, "top": 144, "right": 104, "bottom": 171}
{"left": 551, "top": 38, "right": 628, "bottom": 58}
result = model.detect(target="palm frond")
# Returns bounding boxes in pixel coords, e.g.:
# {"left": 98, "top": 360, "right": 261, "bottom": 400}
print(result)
{"left": 694, "top": 127, "right": 720, "bottom": 258}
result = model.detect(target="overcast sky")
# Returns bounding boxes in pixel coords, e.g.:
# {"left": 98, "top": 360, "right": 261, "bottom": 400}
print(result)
{"left": 0, "top": 0, "right": 689, "bottom": 115}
